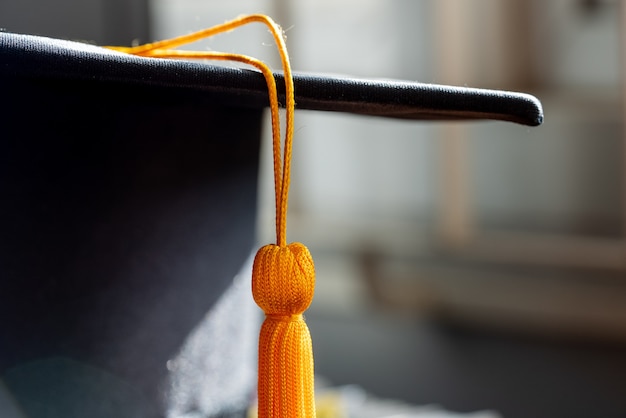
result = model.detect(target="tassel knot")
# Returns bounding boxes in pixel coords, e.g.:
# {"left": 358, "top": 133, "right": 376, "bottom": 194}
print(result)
{"left": 252, "top": 243, "right": 315, "bottom": 315}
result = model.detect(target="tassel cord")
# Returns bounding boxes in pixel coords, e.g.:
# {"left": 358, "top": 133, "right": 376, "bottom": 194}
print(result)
{"left": 106, "top": 14, "right": 294, "bottom": 245}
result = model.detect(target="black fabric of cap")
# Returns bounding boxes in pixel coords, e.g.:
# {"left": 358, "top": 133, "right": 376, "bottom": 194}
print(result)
{"left": 1, "top": 31, "right": 543, "bottom": 126}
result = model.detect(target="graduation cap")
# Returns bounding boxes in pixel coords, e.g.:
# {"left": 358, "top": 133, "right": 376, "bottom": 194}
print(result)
{"left": 0, "top": 15, "right": 542, "bottom": 418}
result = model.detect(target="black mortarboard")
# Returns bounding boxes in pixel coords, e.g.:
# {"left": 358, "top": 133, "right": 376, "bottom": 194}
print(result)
{"left": 0, "top": 31, "right": 542, "bottom": 418}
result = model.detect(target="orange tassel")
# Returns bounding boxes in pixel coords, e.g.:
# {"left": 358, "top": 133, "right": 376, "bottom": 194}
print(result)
{"left": 252, "top": 243, "right": 316, "bottom": 418}
{"left": 105, "top": 13, "right": 315, "bottom": 417}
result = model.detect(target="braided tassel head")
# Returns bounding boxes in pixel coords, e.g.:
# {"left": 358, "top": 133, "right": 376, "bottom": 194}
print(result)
{"left": 252, "top": 243, "right": 315, "bottom": 315}
{"left": 252, "top": 243, "right": 316, "bottom": 417}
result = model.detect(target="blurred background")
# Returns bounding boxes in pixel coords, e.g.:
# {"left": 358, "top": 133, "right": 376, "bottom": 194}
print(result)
{"left": 3, "top": 0, "right": 625, "bottom": 417}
